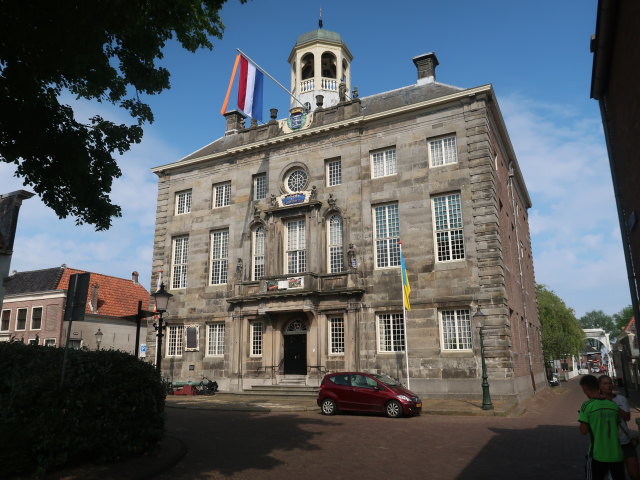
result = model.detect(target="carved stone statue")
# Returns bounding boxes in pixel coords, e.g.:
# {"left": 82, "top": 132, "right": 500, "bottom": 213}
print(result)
{"left": 236, "top": 258, "right": 243, "bottom": 278}
{"left": 338, "top": 81, "right": 347, "bottom": 102}
{"left": 270, "top": 194, "right": 278, "bottom": 208}
{"left": 327, "top": 194, "right": 336, "bottom": 208}
{"left": 348, "top": 243, "right": 357, "bottom": 269}
{"left": 253, "top": 207, "right": 261, "bottom": 220}
{"left": 352, "top": 86, "right": 359, "bottom": 99}
{"left": 310, "top": 185, "right": 317, "bottom": 200}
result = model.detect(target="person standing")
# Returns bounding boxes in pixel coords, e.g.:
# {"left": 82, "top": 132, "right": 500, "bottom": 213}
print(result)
{"left": 599, "top": 374, "right": 640, "bottom": 480}
{"left": 578, "top": 374, "right": 625, "bottom": 479}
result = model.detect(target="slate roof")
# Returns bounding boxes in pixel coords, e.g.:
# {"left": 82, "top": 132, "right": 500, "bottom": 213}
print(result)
{"left": 4, "top": 266, "right": 149, "bottom": 319}
{"left": 360, "top": 81, "right": 464, "bottom": 116}
{"left": 3, "top": 267, "right": 64, "bottom": 295}
{"left": 179, "top": 80, "right": 467, "bottom": 164}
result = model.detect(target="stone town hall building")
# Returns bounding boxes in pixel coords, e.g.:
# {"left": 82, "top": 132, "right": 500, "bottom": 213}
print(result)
{"left": 149, "top": 27, "right": 545, "bottom": 401}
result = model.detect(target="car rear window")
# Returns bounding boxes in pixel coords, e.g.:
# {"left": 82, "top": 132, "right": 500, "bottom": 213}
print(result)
{"left": 329, "top": 374, "right": 351, "bottom": 386}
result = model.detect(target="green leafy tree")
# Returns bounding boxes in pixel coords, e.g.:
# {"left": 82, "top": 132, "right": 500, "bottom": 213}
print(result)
{"left": 537, "top": 284, "right": 584, "bottom": 363}
{"left": 613, "top": 305, "right": 634, "bottom": 333}
{"left": 578, "top": 310, "right": 619, "bottom": 338}
{"left": 1, "top": 0, "right": 245, "bottom": 230}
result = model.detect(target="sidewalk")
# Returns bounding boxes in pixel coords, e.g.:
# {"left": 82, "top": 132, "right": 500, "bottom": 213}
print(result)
{"left": 165, "top": 391, "right": 525, "bottom": 416}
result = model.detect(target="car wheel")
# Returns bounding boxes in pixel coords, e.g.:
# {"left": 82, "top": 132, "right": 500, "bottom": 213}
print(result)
{"left": 321, "top": 398, "right": 337, "bottom": 415}
{"left": 386, "top": 400, "right": 403, "bottom": 418}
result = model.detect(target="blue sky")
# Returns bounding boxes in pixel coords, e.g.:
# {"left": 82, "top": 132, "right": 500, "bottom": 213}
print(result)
{"left": 1, "top": 0, "right": 627, "bottom": 317}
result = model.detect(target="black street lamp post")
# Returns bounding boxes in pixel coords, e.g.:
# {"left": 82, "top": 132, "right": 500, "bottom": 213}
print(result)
{"left": 474, "top": 306, "right": 494, "bottom": 411}
{"left": 478, "top": 326, "right": 494, "bottom": 410}
{"left": 151, "top": 283, "right": 172, "bottom": 373}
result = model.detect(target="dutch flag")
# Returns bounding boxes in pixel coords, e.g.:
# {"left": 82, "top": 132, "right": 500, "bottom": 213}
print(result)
{"left": 237, "top": 55, "right": 264, "bottom": 122}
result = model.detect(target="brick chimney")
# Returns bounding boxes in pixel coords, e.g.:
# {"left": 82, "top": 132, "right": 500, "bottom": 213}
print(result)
{"left": 224, "top": 110, "right": 246, "bottom": 135}
{"left": 413, "top": 52, "right": 439, "bottom": 85}
{"left": 132, "top": 271, "right": 139, "bottom": 285}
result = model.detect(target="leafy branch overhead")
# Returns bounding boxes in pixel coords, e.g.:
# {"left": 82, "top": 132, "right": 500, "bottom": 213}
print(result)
{"left": 0, "top": 0, "right": 243, "bottom": 230}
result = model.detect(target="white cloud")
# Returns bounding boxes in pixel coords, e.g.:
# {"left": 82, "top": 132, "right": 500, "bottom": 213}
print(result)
{"left": 502, "top": 94, "right": 629, "bottom": 317}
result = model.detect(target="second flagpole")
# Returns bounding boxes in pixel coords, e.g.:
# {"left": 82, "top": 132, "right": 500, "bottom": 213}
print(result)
{"left": 399, "top": 241, "right": 410, "bottom": 389}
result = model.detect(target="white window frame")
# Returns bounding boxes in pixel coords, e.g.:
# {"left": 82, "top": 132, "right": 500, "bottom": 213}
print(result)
{"left": 16, "top": 308, "right": 27, "bottom": 331}
{"left": 210, "top": 229, "right": 229, "bottom": 285}
{"left": 328, "top": 316, "right": 345, "bottom": 355}
{"left": 377, "top": 313, "right": 405, "bottom": 353}
{"left": 207, "top": 322, "right": 225, "bottom": 356}
{"left": 175, "top": 190, "right": 192, "bottom": 215}
{"left": 250, "top": 321, "right": 263, "bottom": 357}
{"left": 252, "top": 225, "right": 266, "bottom": 280}
{"left": 373, "top": 203, "right": 400, "bottom": 269}
{"left": 253, "top": 174, "right": 267, "bottom": 200}
{"left": 371, "top": 148, "right": 397, "bottom": 179}
{"left": 327, "top": 215, "right": 344, "bottom": 273}
{"left": 30, "top": 306, "right": 43, "bottom": 330}
{"left": 1, "top": 309, "right": 10, "bottom": 331}
{"left": 44, "top": 338, "right": 56, "bottom": 347}
{"left": 286, "top": 218, "right": 306, "bottom": 274}
{"left": 171, "top": 236, "right": 189, "bottom": 289}
{"left": 326, "top": 159, "right": 342, "bottom": 186}
{"left": 213, "top": 182, "right": 231, "bottom": 208}
{"left": 28, "top": 338, "right": 38, "bottom": 346}
{"left": 432, "top": 193, "right": 465, "bottom": 262}
{"left": 284, "top": 169, "right": 308, "bottom": 193}
{"left": 428, "top": 136, "right": 458, "bottom": 167}
{"left": 440, "top": 309, "right": 472, "bottom": 351}
{"left": 167, "top": 325, "right": 184, "bottom": 357}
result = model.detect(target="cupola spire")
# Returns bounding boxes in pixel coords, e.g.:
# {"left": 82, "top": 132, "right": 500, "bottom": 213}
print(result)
{"left": 319, "top": 8, "right": 323, "bottom": 28}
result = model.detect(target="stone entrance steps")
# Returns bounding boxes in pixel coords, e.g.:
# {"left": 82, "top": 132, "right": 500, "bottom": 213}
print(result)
{"left": 244, "top": 376, "right": 319, "bottom": 396}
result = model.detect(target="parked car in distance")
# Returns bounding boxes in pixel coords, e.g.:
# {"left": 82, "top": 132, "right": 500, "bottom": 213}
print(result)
{"left": 317, "top": 372, "right": 422, "bottom": 418}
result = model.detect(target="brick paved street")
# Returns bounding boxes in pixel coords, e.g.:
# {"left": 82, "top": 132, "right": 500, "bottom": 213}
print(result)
{"left": 153, "top": 377, "right": 621, "bottom": 480}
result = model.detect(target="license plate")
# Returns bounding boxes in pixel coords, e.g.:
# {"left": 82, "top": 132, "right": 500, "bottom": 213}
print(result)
{"left": 415, "top": 403, "right": 422, "bottom": 408}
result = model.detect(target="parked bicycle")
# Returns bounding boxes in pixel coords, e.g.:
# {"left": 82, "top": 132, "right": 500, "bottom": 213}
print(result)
{"left": 195, "top": 377, "right": 218, "bottom": 395}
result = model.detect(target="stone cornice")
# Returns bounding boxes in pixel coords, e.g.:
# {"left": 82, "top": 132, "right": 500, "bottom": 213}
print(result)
{"left": 151, "top": 85, "right": 493, "bottom": 174}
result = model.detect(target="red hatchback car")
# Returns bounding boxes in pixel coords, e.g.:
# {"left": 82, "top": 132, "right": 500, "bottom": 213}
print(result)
{"left": 317, "top": 372, "right": 422, "bottom": 418}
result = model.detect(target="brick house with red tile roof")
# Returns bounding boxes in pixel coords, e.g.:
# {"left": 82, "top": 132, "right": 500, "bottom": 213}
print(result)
{"left": 1, "top": 266, "right": 149, "bottom": 354}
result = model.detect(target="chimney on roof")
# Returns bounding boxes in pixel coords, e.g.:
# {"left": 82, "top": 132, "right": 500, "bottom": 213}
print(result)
{"left": 61, "top": 263, "right": 67, "bottom": 268}
{"left": 224, "top": 110, "right": 246, "bottom": 135}
{"left": 132, "top": 271, "right": 139, "bottom": 284}
{"left": 413, "top": 52, "right": 439, "bottom": 85}
{"left": 90, "top": 283, "right": 99, "bottom": 314}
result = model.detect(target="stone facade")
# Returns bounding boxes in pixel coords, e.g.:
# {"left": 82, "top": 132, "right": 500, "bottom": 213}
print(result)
{"left": 148, "top": 29, "right": 545, "bottom": 401}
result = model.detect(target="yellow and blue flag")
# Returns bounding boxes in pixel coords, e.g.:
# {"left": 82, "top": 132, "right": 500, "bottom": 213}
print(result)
{"left": 400, "top": 246, "right": 411, "bottom": 311}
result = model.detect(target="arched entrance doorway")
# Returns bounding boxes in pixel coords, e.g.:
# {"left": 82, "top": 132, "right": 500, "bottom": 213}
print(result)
{"left": 283, "top": 318, "right": 307, "bottom": 375}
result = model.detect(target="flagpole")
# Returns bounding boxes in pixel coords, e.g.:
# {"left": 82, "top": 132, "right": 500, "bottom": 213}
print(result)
{"left": 399, "top": 242, "right": 411, "bottom": 389}
{"left": 236, "top": 48, "right": 306, "bottom": 109}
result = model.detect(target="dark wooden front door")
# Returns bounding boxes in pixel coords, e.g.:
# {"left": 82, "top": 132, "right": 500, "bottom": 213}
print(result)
{"left": 284, "top": 334, "right": 307, "bottom": 375}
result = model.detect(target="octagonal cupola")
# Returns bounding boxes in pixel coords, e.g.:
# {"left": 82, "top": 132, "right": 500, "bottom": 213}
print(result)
{"left": 288, "top": 22, "right": 353, "bottom": 111}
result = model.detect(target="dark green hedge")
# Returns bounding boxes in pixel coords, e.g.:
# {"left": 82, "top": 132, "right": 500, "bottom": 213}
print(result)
{"left": 0, "top": 342, "right": 165, "bottom": 477}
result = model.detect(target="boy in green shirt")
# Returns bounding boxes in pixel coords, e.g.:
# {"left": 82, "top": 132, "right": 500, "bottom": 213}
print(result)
{"left": 579, "top": 374, "right": 624, "bottom": 479}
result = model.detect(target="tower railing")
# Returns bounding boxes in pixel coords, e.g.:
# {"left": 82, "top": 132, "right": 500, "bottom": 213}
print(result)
{"left": 299, "top": 77, "right": 339, "bottom": 93}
